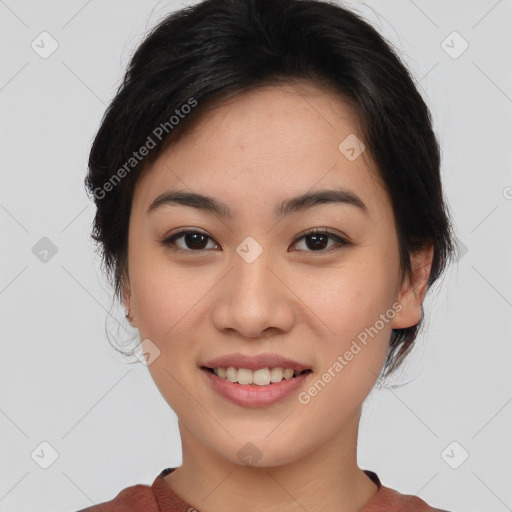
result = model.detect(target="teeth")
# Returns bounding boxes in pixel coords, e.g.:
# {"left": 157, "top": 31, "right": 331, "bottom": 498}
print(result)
{"left": 253, "top": 368, "right": 270, "bottom": 386}
{"left": 283, "top": 368, "right": 294, "bottom": 380}
{"left": 213, "top": 366, "right": 303, "bottom": 385}
{"left": 269, "top": 367, "right": 284, "bottom": 383}
{"left": 226, "top": 367, "right": 237, "bottom": 382}
{"left": 237, "top": 368, "right": 253, "bottom": 385}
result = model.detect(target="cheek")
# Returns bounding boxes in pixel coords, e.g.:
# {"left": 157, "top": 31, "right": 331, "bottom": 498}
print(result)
{"left": 132, "top": 273, "right": 203, "bottom": 344}
{"left": 294, "top": 275, "right": 394, "bottom": 430}
{"left": 294, "top": 257, "right": 397, "bottom": 340}
{"left": 130, "top": 267, "right": 208, "bottom": 416}
{"left": 128, "top": 237, "right": 215, "bottom": 342}
{"left": 291, "top": 255, "right": 397, "bottom": 398}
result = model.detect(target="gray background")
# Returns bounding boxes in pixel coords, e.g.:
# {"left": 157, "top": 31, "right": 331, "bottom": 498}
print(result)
{"left": 1, "top": 0, "right": 511, "bottom": 511}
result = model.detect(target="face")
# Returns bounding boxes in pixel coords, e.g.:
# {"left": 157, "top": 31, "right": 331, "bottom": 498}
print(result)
{"left": 123, "top": 83, "right": 429, "bottom": 467}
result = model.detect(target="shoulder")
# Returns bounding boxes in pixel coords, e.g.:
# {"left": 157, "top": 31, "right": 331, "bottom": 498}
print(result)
{"left": 75, "top": 468, "right": 192, "bottom": 512}
{"left": 364, "top": 486, "right": 451, "bottom": 512}
{"left": 362, "top": 471, "right": 452, "bottom": 512}
{"left": 76, "top": 483, "right": 158, "bottom": 512}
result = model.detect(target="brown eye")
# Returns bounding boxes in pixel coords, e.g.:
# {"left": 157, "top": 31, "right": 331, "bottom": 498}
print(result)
{"left": 161, "top": 230, "right": 219, "bottom": 252}
{"left": 291, "top": 229, "right": 349, "bottom": 253}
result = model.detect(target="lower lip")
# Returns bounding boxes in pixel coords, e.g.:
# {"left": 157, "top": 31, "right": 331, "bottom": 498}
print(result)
{"left": 201, "top": 368, "right": 312, "bottom": 408}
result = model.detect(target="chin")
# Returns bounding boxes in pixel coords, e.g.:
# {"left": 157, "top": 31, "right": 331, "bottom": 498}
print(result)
{"left": 210, "top": 435, "right": 310, "bottom": 469}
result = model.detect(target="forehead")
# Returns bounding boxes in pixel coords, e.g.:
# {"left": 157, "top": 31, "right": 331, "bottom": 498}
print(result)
{"left": 132, "top": 83, "right": 388, "bottom": 220}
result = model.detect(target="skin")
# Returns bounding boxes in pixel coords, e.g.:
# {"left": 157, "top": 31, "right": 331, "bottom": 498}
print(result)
{"left": 122, "top": 83, "right": 433, "bottom": 512}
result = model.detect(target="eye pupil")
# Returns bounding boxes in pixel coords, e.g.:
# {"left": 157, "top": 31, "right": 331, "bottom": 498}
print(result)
{"left": 307, "top": 234, "right": 328, "bottom": 250}
{"left": 185, "top": 233, "right": 208, "bottom": 250}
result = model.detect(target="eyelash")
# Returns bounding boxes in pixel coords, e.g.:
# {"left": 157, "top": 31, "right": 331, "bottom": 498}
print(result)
{"left": 160, "top": 228, "right": 350, "bottom": 255}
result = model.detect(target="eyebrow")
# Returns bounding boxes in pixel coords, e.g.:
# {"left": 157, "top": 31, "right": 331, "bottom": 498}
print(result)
{"left": 146, "top": 187, "right": 368, "bottom": 218}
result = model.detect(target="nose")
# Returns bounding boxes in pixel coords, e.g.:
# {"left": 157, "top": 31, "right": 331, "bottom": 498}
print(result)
{"left": 210, "top": 246, "right": 295, "bottom": 339}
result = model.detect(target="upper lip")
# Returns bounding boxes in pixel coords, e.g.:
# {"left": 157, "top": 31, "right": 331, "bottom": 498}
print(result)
{"left": 202, "top": 353, "right": 311, "bottom": 373}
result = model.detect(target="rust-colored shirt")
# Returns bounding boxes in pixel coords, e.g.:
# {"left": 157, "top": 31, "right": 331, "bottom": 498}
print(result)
{"left": 77, "top": 468, "right": 452, "bottom": 511}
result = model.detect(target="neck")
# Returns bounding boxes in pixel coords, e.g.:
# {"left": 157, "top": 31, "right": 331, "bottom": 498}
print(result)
{"left": 164, "top": 408, "right": 379, "bottom": 512}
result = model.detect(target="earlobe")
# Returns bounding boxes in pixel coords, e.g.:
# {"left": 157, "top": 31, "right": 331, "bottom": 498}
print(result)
{"left": 391, "top": 242, "right": 434, "bottom": 330}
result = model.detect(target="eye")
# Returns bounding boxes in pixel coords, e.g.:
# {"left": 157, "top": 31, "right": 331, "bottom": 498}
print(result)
{"left": 160, "top": 228, "right": 349, "bottom": 254}
{"left": 161, "top": 229, "right": 219, "bottom": 253}
{"left": 290, "top": 228, "right": 349, "bottom": 253}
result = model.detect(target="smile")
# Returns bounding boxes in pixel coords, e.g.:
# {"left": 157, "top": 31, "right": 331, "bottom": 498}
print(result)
{"left": 201, "top": 366, "right": 313, "bottom": 408}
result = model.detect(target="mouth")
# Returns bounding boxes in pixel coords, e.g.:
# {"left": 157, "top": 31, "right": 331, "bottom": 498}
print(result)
{"left": 200, "top": 364, "right": 313, "bottom": 408}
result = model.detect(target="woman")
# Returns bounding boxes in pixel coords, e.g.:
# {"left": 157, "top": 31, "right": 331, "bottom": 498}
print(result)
{"left": 81, "top": 0, "right": 456, "bottom": 510}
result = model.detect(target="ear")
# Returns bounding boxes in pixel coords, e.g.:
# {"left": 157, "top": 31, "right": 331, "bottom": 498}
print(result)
{"left": 391, "top": 241, "right": 434, "bottom": 330}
